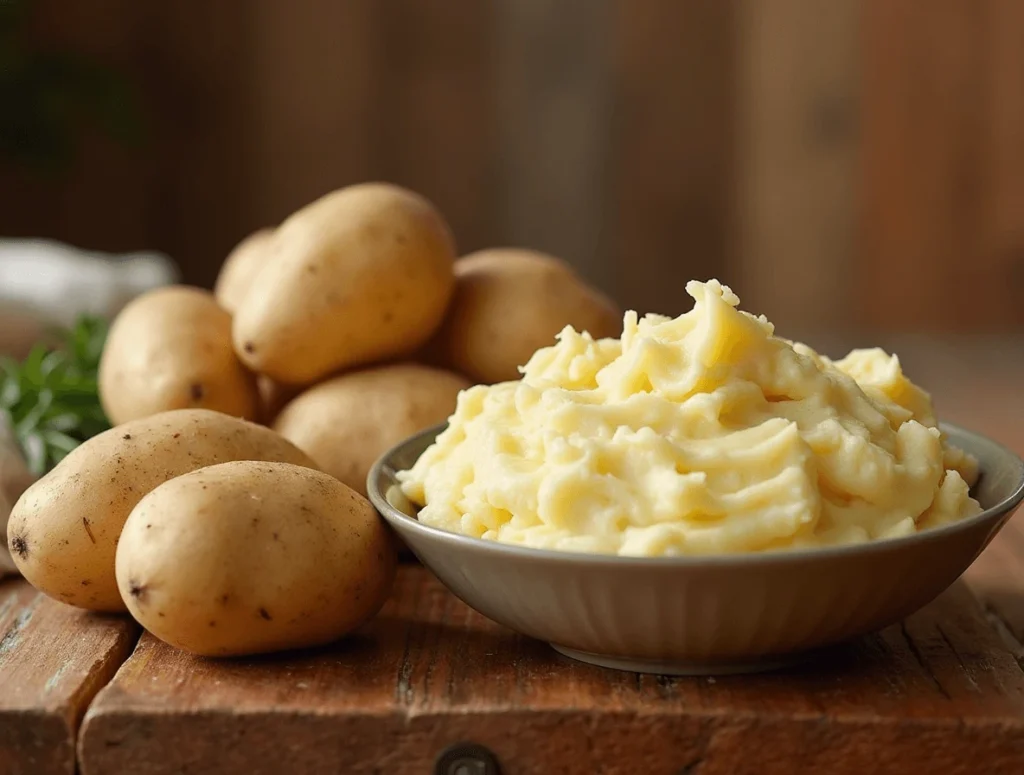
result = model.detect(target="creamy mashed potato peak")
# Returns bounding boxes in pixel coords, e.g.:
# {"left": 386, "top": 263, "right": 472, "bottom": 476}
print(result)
{"left": 399, "top": 280, "right": 981, "bottom": 556}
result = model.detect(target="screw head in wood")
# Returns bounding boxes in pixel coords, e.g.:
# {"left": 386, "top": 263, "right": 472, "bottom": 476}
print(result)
{"left": 434, "top": 741, "right": 502, "bottom": 775}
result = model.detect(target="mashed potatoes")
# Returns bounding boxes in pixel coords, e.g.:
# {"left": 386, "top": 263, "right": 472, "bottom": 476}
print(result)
{"left": 399, "top": 280, "right": 981, "bottom": 556}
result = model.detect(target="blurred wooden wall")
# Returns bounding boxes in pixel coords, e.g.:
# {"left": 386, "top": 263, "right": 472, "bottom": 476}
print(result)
{"left": 2, "top": 0, "right": 1023, "bottom": 333}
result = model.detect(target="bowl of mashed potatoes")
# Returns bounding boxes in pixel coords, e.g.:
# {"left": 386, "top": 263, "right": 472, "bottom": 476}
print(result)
{"left": 368, "top": 280, "right": 1024, "bottom": 674}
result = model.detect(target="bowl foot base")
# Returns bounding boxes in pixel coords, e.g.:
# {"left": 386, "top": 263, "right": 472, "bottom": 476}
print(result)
{"left": 549, "top": 643, "right": 807, "bottom": 676}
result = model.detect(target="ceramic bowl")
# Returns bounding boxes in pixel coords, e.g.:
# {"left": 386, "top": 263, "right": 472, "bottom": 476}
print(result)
{"left": 367, "top": 423, "right": 1024, "bottom": 675}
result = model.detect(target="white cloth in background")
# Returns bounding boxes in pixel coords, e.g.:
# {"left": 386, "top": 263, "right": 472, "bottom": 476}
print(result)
{"left": 0, "top": 238, "right": 180, "bottom": 358}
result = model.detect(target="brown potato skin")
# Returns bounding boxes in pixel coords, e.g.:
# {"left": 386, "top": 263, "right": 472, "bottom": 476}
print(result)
{"left": 214, "top": 228, "right": 276, "bottom": 314}
{"left": 7, "top": 410, "right": 318, "bottom": 611}
{"left": 256, "top": 375, "right": 301, "bottom": 425}
{"left": 274, "top": 363, "right": 470, "bottom": 496}
{"left": 116, "top": 461, "right": 396, "bottom": 657}
{"left": 425, "top": 248, "right": 623, "bottom": 384}
{"left": 233, "top": 183, "right": 456, "bottom": 385}
{"left": 100, "top": 286, "right": 259, "bottom": 425}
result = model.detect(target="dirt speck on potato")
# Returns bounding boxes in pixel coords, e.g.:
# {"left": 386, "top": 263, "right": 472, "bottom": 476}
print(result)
{"left": 10, "top": 535, "right": 28, "bottom": 559}
{"left": 258, "top": 607, "right": 272, "bottom": 621}
{"left": 82, "top": 517, "right": 96, "bottom": 544}
{"left": 128, "top": 581, "right": 149, "bottom": 602}
{"left": 189, "top": 383, "right": 205, "bottom": 401}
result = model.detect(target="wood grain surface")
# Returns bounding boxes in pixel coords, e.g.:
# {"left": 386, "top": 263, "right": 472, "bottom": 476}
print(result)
{"left": 494, "top": 0, "right": 613, "bottom": 287}
{"left": 735, "top": 0, "right": 859, "bottom": 331}
{"left": 75, "top": 559, "right": 1024, "bottom": 775}
{"left": 374, "top": 0, "right": 496, "bottom": 258}
{"left": 611, "top": 0, "right": 736, "bottom": 317}
{"left": 860, "top": 0, "right": 1024, "bottom": 330}
{"left": 0, "top": 582, "right": 139, "bottom": 775}
{"left": 5, "top": 2, "right": 1024, "bottom": 328}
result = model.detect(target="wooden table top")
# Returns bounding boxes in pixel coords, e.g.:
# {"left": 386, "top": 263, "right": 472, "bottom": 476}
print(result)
{"left": 2, "top": 341, "right": 1024, "bottom": 775}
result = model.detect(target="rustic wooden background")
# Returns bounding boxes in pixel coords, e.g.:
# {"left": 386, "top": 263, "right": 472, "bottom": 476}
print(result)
{"left": 2, "top": 0, "right": 1023, "bottom": 334}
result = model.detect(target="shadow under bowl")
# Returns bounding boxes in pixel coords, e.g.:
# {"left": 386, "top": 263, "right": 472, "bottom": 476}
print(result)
{"left": 367, "top": 423, "right": 1024, "bottom": 675}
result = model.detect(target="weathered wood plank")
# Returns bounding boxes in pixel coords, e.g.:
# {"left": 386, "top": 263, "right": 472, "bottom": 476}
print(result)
{"left": 0, "top": 0, "right": 157, "bottom": 254}
{"left": 374, "top": 0, "right": 496, "bottom": 258}
{"left": 205, "top": 0, "right": 377, "bottom": 283}
{"left": 79, "top": 561, "right": 1024, "bottom": 775}
{"left": 139, "top": 2, "right": 259, "bottom": 289}
{"left": 0, "top": 580, "right": 138, "bottom": 775}
{"left": 977, "top": 0, "right": 1024, "bottom": 323}
{"left": 860, "top": 0, "right": 1024, "bottom": 330}
{"left": 610, "top": 0, "right": 736, "bottom": 317}
{"left": 965, "top": 517, "right": 1024, "bottom": 665}
{"left": 493, "top": 0, "right": 615, "bottom": 289}
{"left": 734, "top": 0, "right": 859, "bottom": 331}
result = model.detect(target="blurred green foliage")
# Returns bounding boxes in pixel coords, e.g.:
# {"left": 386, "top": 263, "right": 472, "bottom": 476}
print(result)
{"left": 0, "top": 0, "right": 144, "bottom": 174}
{"left": 0, "top": 316, "right": 110, "bottom": 475}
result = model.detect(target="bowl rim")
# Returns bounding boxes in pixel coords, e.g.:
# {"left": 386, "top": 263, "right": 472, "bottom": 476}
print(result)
{"left": 367, "top": 421, "right": 1024, "bottom": 568}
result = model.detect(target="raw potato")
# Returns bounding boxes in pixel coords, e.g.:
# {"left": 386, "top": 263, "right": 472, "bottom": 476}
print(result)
{"left": 233, "top": 183, "right": 456, "bottom": 385}
{"left": 426, "top": 248, "right": 622, "bottom": 384}
{"left": 257, "top": 375, "right": 301, "bottom": 425}
{"left": 6, "top": 409, "right": 317, "bottom": 611}
{"left": 100, "top": 286, "right": 259, "bottom": 425}
{"left": 214, "top": 227, "right": 276, "bottom": 314}
{"left": 116, "top": 461, "right": 396, "bottom": 657}
{"left": 274, "top": 363, "right": 469, "bottom": 496}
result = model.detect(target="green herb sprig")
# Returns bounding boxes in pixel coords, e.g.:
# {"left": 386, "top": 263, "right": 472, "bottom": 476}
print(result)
{"left": 0, "top": 315, "right": 110, "bottom": 475}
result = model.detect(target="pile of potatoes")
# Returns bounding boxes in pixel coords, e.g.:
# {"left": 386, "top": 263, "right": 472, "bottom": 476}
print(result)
{"left": 8, "top": 182, "right": 620, "bottom": 658}
{"left": 100, "top": 182, "right": 622, "bottom": 496}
